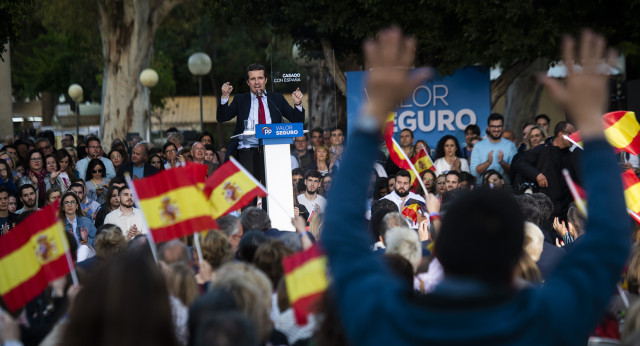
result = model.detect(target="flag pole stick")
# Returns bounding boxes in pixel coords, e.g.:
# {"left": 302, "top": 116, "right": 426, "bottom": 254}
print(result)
{"left": 392, "top": 137, "right": 429, "bottom": 199}
{"left": 628, "top": 208, "right": 640, "bottom": 224}
{"left": 125, "top": 174, "right": 159, "bottom": 263}
{"left": 562, "top": 169, "right": 588, "bottom": 217}
{"left": 193, "top": 232, "right": 204, "bottom": 263}
{"left": 563, "top": 134, "right": 584, "bottom": 150}
{"left": 56, "top": 216, "right": 79, "bottom": 286}
{"left": 229, "top": 157, "right": 294, "bottom": 219}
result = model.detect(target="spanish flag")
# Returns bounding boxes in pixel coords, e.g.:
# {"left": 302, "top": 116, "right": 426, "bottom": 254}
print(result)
{"left": 402, "top": 203, "right": 420, "bottom": 223}
{"left": 384, "top": 113, "right": 411, "bottom": 170}
{"left": 132, "top": 163, "right": 218, "bottom": 243}
{"left": 0, "top": 203, "right": 71, "bottom": 311}
{"left": 203, "top": 157, "right": 268, "bottom": 218}
{"left": 566, "top": 111, "right": 640, "bottom": 155}
{"left": 622, "top": 169, "right": 640, "bottom": 216}
{"left": 283, "top": 244, "right": 328, "bottom": 325}
{"left": 409, "top": 147, "right": 435, "bottom": 187}
{"left": 604, "top": 111, "right": 640, "bottom": 156}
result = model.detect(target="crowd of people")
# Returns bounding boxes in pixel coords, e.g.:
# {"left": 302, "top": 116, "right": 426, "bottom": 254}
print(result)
{"left": 0, "top": 28, "right": 638, "bottom": 346}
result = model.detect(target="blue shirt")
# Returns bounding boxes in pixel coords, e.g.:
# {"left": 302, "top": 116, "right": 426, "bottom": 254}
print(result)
{"left": 469, "top": 137, "right": 517, "bottom": 183}
{"left": 75, "top": 157, "right": 116, "bottom": 180}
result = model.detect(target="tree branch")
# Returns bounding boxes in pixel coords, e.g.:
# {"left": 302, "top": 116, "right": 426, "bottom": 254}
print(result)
{"left": 490, "top": 61, "right": 531, "bottom": 108}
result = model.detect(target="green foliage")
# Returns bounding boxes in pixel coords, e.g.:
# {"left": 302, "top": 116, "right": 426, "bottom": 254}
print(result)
{"left": 0, "top": 0, "right": 36, "bottom": 58}
{"left": 216, "top": 0, "right": 640, "bottom": 76}
{"left": 149, "top": 50, "right": 176, "bottom": 110}
{"left": 12, "top": 29, "right": 101, "bottom": 101}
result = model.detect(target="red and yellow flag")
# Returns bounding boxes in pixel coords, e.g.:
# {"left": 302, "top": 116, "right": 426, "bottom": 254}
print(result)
{"left": 0, "top": 203, "right": 71, "bottom": 311}
{"left": 622, "top": 169, "right": 640, "bottom": 216}
{"left": 132, "top": 163, "right": 218, "bottom": 243}
{"left": 401, "top": 203, "right": 420, "bottom": 223}
{"left": 409, "top": 147, "right": 435, "bottom": 187}
{"left": 604, "top": 111, "right": 640, "bottom": 156}
{"left": 384, "top": 113, "right": 411, "bottom": 170}
{"left": 203, "top": 157, "right": 268, "bottom": 218}
{"left": 283, "top": 244, "right": 328, "bottom": 325}
{"left": 567, "top": 111, "right": 640, "bottom": 155}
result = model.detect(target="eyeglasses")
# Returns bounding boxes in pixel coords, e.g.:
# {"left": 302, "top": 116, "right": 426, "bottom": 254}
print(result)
{"left": 110, "top": 155, "right": 122, "bottom": 159}
{"left": 424, "top": 178, "right": 434, "bottom": 182}
{"left": 488, "top": 125, "right": 503, "bottom": 129}
{"left": 88, "top": 146, "right": 101, "bottom": 150}
{"left": 39, "top": 145, "right": 51, "bottom": 150}
{"left": 294, "top": 140, "right": 307, "bottom": 143}
{"left": 63, "top": 200, "right": 77, "bottom": 206}
{"left": 30, "top": 157, "right": 42, "bottom": 162}
{"left": 165, "top": 149, "right": 176, "bottom": 154}
{"left": 92, "top": 169, "right": 103, "bottom": 173}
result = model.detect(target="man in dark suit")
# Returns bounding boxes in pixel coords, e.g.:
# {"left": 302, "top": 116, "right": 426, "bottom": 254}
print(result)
{"left": 116, "top": 143, "right": 159, "bottom": 180}
{"left": 217, "top": 63, "right": 305, "bottom": 182}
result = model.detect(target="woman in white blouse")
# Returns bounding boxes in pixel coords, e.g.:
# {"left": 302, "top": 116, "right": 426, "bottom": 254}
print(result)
{"left": 433, "top": 135, "right": 469, "bottom": 176}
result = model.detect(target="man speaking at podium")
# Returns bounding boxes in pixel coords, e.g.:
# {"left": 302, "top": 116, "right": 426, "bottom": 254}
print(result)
{"left": 217, "top": 63, "right": 305, "bottom": 182}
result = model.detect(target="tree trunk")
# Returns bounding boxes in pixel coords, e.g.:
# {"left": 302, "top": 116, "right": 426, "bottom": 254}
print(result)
{"left": 98, "top": 0, "right": 184, "bottom": 145}
{"left": 308, "top": 61, "right": 347, "bottom": 131}
{"left": 502, "top": 58, "right": 549, "bottom": 136}
{"left": 40, "top": 91, "right": 56, "bottom": 126}
{"left": 490, "top": 62, "right": 530, "bottom": 109}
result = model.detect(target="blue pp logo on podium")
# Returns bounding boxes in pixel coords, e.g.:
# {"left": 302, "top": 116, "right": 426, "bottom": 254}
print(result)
{"left": 256, "top": 123, "right": 303, "bottom": 139}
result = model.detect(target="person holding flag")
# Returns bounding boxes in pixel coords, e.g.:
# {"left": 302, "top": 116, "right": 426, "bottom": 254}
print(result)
{"left": 380, "top": 170, "right": 426, "bottom": 228}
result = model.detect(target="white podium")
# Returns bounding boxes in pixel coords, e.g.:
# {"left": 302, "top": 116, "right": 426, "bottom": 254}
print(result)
{"left": 255, "top": 123, "right": 304, "bottom": 231}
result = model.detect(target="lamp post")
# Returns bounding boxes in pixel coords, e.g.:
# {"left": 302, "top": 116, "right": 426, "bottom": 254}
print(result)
{"left": 188, "top": 52, "right": 212, "bottom": 133}
{"left": 67, "top": 84, "right": 83, "bottom": 139}
{"left": 140, "top": 68, "right": 159, "bottom": 142}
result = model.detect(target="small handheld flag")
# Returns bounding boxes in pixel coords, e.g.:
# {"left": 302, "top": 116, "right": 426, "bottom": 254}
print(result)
{"left": 0, "top": 203, "right": 72, "bottom": 311}
{"left": 283, "top": 244, "right": 328, "bottom": 325}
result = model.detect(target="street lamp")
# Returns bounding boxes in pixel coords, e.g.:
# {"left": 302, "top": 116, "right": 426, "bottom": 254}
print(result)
{"left": 67, "top": 84, "right": 83, "bottom": 139}
{"left": 188, "top": 52, "right": 212, "bottom": 132}
{"left": 140, "top": 68, "right": 159, "bottom": 142}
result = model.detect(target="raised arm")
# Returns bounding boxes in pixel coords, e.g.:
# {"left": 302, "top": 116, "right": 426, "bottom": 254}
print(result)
{"left": 538, "top": 31, "right": 630, "bottom": 342}
{"left": 322, "top": 28, "right": 430, "bottom": 345}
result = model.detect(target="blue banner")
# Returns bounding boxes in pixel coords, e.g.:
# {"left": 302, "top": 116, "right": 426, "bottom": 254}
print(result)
{"left": 256, "top": 123, "right": 304, "bottom": 139}
{"left": 346, "top": 67, "right": 491, "bottom": 150}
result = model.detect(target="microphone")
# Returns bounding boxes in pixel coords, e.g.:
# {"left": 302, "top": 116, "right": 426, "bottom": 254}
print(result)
{"left": 263, "top": 89, "right": 284, "bottom": 118}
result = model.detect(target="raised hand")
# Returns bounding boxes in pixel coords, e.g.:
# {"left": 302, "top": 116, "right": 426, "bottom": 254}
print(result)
{"left": 487, "top": 150, "right": 494, "bottom": 164}
{"left": 539, "top": 30, "right": 616, "bottom": 139}
{"left": 497, "top": 150, "right": 504, "bottom": 163}
{"left": 292, "top": 87, "right": 303, "bottom": 105}
{"left": 221, "top": 82, "right": 233, "bottom": 98}
{"left": 362, "top": 27, "right": 431, "bottom": 128}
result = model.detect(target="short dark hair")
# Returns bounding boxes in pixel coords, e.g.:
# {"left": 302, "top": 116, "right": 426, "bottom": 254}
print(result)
{"left": 553, "top": 121, "right": 572, "bottom": 137}
{"left": 465, "top": 124, "right": 481, "bottom": 136}
{"left": 487, "top": 113, "right": 504, "bottom": 124}
{"left": 246, "top": 63, "right": 266, "bottom": 80}
{"left": 0, "top": 186, "right": 8, "bottom": 196}
{"left": 400, "top": 128, "right": 413, "bottom": 138}
{"left": 292, "top": 168, "right": 304, "bottom": 177}
{"left": 436, "top": 188, "right": 524, "bottom": 283}
{"left": 311, "top": 127, "right": 324, "bottom": 136}
{"left": 535, "top": 114, "right": 550, "bottom": 124}
{"left": 395, "top": 170, "right": 411, "bottom": 180}
{"left": 304, "top": 169, "right": 322, "bottom": 180}
{"left": 70, "top": 183, "right": 85, "bottom": 192}
{"left": 64, "top": 134, "right": 74, "bottom": 141}
{"left": 18, "top": 184, "right": 36, "bottom": 196}
{"left": 445, "top": 171, "right": 460, "bottom": 180}
{"left": 85, "top": 136, "right": 101, "bottom": 145}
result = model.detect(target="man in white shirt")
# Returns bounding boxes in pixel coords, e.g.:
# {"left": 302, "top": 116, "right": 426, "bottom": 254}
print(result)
{"left": 381, "top": 170, "right": 426, "bottom": 228}
{"left": 297, "top": 170, "right": 327, "bottom": 214}
{"left": 104, "top": 186, "right": 148, "bottom": 239}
